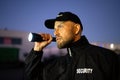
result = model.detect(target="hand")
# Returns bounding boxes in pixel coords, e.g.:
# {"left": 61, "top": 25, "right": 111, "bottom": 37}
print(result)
{"left": 33, "top": 33, "right": 52, "bottom": 51}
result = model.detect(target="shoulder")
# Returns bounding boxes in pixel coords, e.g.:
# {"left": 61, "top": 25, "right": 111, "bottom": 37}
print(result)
{"left": 86, "top": 44, "right": 117, "bottom": 56}
{"left": 85, "top": 44, "right": 119, "bottom": 62}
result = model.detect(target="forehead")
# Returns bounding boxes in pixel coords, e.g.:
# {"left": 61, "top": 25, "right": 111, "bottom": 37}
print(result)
{"left": 54, "top": 21, "right": 64, "bottom": 25}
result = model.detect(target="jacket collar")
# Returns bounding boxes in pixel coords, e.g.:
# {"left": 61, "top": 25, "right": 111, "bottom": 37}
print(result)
{"left": 67, "top": 35, "right": 90, "bottom": 58}
{"left": 70, "top": 35, "right": 90, "bottom": 49}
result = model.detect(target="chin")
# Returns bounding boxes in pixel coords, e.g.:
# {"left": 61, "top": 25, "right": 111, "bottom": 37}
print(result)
{"left": 57, "top": 43, "right": 68, "bottom": 49}
{"left": 57, "top": 39, "right": 73, "bottom": 49}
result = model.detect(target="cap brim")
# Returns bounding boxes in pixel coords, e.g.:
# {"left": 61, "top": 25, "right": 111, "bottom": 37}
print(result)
{"left": 44, "top": 19, "right": 55, "bottom": 29}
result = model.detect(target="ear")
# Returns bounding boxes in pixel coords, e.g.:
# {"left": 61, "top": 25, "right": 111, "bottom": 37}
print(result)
{"left": 74, "top": 24, "right": 81, "bottom": 35}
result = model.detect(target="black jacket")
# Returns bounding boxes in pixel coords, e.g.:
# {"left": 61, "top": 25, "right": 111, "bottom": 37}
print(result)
{"left": 25, "top": 36, "right": 119, "bottom": 80}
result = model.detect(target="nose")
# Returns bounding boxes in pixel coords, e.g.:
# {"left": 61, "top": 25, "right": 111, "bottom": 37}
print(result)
{"left": 54, "top": 29, "right": 58, "bottom": 36}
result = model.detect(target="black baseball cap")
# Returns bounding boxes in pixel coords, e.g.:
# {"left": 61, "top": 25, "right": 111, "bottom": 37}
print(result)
{"left": 44, "top": 12, "right": 83, "bottom": 30}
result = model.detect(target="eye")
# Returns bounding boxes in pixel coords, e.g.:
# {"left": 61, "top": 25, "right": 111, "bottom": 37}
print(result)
{"left": 58, "top": 25, "right": 63, "bottom": 28}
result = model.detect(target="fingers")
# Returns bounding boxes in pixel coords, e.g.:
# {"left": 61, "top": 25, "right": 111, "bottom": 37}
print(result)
{"left": 33, "top": 33, "right": 53, "bottom": 51}
{"left": 47, "top": 34, "right": 52, "bottom": 44}
{"left": 40, "top": 33, "right": 52, "bottom": 42}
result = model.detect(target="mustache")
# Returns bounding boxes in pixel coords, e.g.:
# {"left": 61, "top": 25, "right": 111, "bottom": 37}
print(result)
{"left": 56, "top": 36, "right": 62, "bottom": 40}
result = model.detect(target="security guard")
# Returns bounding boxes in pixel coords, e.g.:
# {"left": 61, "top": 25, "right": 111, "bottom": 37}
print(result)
{"left": 25, "top": 12, "right": 119, "bottom": 80}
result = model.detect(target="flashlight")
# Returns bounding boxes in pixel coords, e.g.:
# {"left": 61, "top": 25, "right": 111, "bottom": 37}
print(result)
{"left": 28, "top": 32, "right": 56, "bottom": 42}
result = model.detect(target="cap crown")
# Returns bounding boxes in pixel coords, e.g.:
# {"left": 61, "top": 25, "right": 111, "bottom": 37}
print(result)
{"left": 45, "top": 12, "right": 83, "bottom": 30}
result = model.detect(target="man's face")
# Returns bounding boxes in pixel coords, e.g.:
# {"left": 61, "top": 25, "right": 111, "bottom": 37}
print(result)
{"left": 54, "top": 21, "right": 76, "bottom": 48}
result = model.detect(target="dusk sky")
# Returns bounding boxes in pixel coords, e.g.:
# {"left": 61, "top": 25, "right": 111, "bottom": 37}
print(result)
{"left": 0, "top": 0, "right": 120, "bottom": 45}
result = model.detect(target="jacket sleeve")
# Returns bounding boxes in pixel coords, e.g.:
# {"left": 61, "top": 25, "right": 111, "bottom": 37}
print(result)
{"left": 24, "top": 49, "right": 44, "bottom": 80}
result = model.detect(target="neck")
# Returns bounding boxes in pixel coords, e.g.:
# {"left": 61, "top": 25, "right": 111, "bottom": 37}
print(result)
{"left": 73, "top": 35, "right": 81, "bottom": 42}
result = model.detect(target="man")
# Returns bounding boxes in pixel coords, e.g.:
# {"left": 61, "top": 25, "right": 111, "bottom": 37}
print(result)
{"left": 25, "top": 12, "right": 119, "bottom": 80}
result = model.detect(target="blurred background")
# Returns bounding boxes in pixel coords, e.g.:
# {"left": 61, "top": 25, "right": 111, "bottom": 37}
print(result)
{"left": 0, "top": 0, "right": 120, "bottom": 80}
